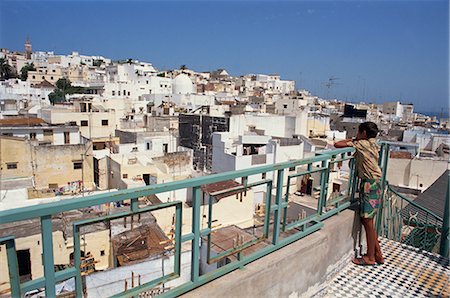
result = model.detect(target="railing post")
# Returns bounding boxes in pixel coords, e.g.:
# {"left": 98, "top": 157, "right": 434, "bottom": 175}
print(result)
{"left": 376, "top": 143, "right": 390, "bottom": 235}
{"left": 73, "top": 224, "right": 83, "bottom": 298}
{"left": 1, "top": 237, "right": 21, "bottom": 297}
{"left": 318, "top": 160, "right": 329, "bottom": 215}
{"left": 380, "top": 144, "right": 390, "bottom": 190}
{"left": 272, "top": 169, "right": 285, "bottom": 245}
{"left": 263, "top": 180, "right": 273, "bottom": 238}
{"left": 191, "top": 186, "right": 201, "bottom": 283}
{"left": 174, "top": 202, "right": 183, "bottom": 276}
{"left": 282, "top": 176, "right": 291, "bottom": 232}
{"left": 439, "top": 172, "right": 449, "bottom": 258}
{"left": 41, "top": 215, "right": 56, "bottom": 297}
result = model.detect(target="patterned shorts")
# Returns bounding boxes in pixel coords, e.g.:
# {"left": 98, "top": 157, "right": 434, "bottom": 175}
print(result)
{"left": 359, "top": 179, "right": 382, "bottom": 219}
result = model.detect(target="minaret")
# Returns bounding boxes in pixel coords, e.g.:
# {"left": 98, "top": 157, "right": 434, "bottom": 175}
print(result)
{"left": 25, "top": 36, "right": 32, "bottom": 60}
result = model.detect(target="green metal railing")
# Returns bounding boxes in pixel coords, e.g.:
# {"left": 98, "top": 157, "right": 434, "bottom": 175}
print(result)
{"left": 378, "top": 184, "right": 444, "bottom": 254}
{"left": 376, "top": 142, "right": 449, "bottom": 258}
{"left": 0, "top": 147, "right": 356, "bottom": 298}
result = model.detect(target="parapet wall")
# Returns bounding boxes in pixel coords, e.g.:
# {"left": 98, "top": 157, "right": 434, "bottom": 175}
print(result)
{"left": 183, "top": 210, "right": 356, "bottom": 298}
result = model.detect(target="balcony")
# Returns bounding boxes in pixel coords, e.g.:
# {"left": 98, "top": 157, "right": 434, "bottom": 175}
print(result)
{"left": 0, "top": 144, "right": 448, "bottom": 297}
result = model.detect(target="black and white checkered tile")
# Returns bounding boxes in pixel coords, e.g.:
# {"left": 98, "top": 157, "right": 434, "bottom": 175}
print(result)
{"left": 325, "top": 238, "right": 449, "bottom": 298}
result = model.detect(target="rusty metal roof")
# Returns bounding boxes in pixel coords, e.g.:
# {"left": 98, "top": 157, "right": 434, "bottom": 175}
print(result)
{"left": 0, "top": 117, "right": 47, "bottom": 127}
{"left": 201, "top": 180, "right": 244, "bottom": 200}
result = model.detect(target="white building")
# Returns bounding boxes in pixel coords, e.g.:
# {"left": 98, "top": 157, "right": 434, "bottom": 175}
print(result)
{"left": 237, "top": 74, "right": 295, "bottom": 95}
{"left": 212, "top": 132, "right": 305, "bottom": 208}
{"left": 382, "top": 101, "right": 414, "bottom": 122}
{"left": 229, "top": 113, "right": 308, "bottom": 139}
{"left": 0, "top": 79, "right": 51, "bottom": 117}
{"left": 40, "top": 100, "right": 117, "bottom": 139}
{"left": 0, "top": 118, "right": 80, "bottom": 145}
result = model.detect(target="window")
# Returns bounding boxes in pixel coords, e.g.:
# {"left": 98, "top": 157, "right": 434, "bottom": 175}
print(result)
{"left": 123, "top": 174, "right": 128, "bottom": 179}
{"left": 146, "top": 142, "right": 151, "bottom": 150}
{"left": 43, "top": 129, "right": 53, "bottom": 136}
{"left": 101, "top": 119, "right": 108, "bottom": 126}
{"left": 128, "top": 91, "right": 130, "bottom": 96}
{"left": 32, "top": 75, "right": 35, "bottom": 79}
{"left": 112, "top": 91, "right": 115, "bottom": 96}
{"left": 64, "top": 132, "right": 70, "bottom": 144}
{"left": 73, "top": 162, "right": 82, "bottom": 170}
{"left": 283, "top": 104, "right": 288, "bottom": 109}
{"left": 118, "top": 91, "right": 121, "bottom": 96}
{"left": 80, "top": 120, "right": 88, "bottom": 126}
{"left": 7, "top": 162, "right": 18, "bottom": 169}
{"left": 100, "top": 250, "right": 105, "bottom": 256}
{"left": 29, "top": 133, "right": 36, "bottom": 140}
{"left": 50, "top": 76, "right": 54, "bottom": 80}
{"left": 42, "top": 76, "right": 45, "bottom": 79}
{"left": 52, "top": 69, "right": 55, "bottom": 73}
{"left": 262, "top": 173, "right": 266, "bottom": 179}
{"left": 289, "top": 167, "right": 296, "bottom": 172}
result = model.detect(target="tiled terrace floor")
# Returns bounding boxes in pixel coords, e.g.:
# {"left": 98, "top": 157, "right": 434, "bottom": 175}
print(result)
{"left": 325, "top": 238, "right": 449, "bottom": 298}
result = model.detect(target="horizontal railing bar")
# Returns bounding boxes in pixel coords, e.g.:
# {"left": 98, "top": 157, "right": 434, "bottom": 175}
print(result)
{"left": 319, "top": 202, "right": 351, "bottom": 221}
{"left": 181, "top": 233, "right": 195, "bottom": 242}
{"left": 0, "top": 148, "right": 354, "bottom": 224}
{"left": 316, "top": 148, "right": 355, "bottom": 156}
{"left": 209, "top": 179, "right": 272, "bottom": 198}
{"left": 325, "top": 195, "right": 348, "bottom": 207}
{"left": 111, "top": 272, "right": 178, "bottom": 298}
{"left": 288, "top": 167, "right": 327, "bottom": 178}
{"left": 207, "top": 237, "right": 265, "bottom": 264}
{"left": 328, "top": 156, "right": 354, "bottom": 163}
{"left": 0, "top": 235, "right": 15, "bottom": 243}
{"left": 73, "top": 201, "right": 181, "bottom": 227}
{"left": 285, "top": 214, "right": 320, "bottom": 231}
{"left": 21, "top": 277, "right": 45, "bottom": 293}
{"left": 269, "top": 201, "right": 289, "bottom": 212}
{"left": 19, "top": 268, "right": 75, "bottom": 294}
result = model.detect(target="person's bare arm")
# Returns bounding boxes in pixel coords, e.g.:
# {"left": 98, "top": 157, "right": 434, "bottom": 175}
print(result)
{"left": 334, "top": 138, "right": 353, "bottom": 148}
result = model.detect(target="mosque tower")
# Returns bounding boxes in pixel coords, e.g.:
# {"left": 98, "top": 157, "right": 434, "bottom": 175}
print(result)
{"left": 25, "top": 36, "right": 32, "bottom": 60}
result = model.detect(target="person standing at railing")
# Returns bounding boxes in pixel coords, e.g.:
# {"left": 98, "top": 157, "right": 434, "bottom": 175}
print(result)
{"left": 334, "top": 121, "right": 384, "bottom": 266}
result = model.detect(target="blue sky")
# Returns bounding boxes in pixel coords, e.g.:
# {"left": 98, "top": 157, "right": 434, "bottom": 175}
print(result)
{"left": 1, "top": 0, "right": 448, "bottom": 113}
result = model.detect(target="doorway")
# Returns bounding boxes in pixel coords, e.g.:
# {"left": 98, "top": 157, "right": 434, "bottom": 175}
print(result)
{"left": 143, "top": 174, "right": 150, "bottom": 185}
{"left": 17, "top": 249, "right": 32, "bottom": 282}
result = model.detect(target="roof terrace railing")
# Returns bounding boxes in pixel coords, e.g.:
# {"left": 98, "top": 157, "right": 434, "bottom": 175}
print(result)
{"left": 376, "top": 142, "right": 449, "bottom": 258}
{"left": 0, "top": 147, "right": 357, "bottom": 298}
{"left": 378, "top": 183, "right": 445, "bottom": 254}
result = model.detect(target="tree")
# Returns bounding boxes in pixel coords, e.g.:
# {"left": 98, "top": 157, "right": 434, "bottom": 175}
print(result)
{"left": 48, "top": 78, "right": 88, "bottom": 104}
{"left": 93, "top": 59, "right": 103, "bottom": 67}
{"left": 20, "top": 62, "right": 36, "bottom": 81}
{"left": 48, "top": 89, "right": 66, "bottom": 105}
{"left": 180, "top": 64, "right": 187, "bottom": 70}
{"left": 0, "top": 58, "right": 15, "bottom": 81}
{"left": 56, "top": 78, "right": 72, "bottom": 92}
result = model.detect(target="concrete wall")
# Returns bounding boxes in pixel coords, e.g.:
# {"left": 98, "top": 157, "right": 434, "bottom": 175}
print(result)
{"left": 0, "top": 137, "right": 32, "bottom": 179}
{"left": 182, "top": 210, "right": 355, "bottom": 298}
{"left": 42, "top": 109, "right": 117, "bottom": 139}
{"left": 0, "top": 137, "right": 94, "bottom": 190}
{"left": 387, "top": 158, "right": 448, "bottom": 190}
{"left": 33, "top": 143, "right": 94, "bottom": 190}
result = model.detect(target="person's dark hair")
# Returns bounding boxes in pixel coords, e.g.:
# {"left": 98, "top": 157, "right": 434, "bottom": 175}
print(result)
{"left": 358, "top": 122, "right": 378, "bottom": 138}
